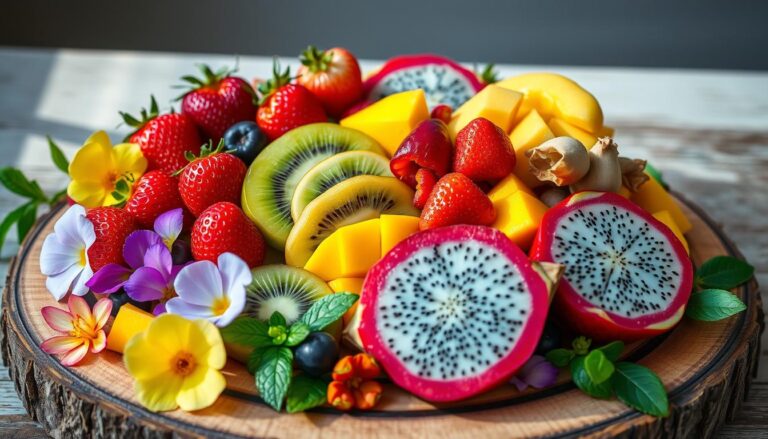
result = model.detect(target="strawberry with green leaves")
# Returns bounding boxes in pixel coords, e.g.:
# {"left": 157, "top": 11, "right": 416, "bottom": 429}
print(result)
{"left": 296, "top": 46, "right": 363, "bottom": 118}
{"left": 177, "top": 141, "right": 247, "bottom": 217}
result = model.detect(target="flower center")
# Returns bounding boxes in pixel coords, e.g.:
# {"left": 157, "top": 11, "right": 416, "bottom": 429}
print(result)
{"left": 161, "top": 286, "right": 176, "bottom": 302}
{"left": 70, "top": 316, "right": 97, "bottom": 339}
{"left": 171, "top": 351, "right": 197, "bottom": 377}
{"left": 78, "top": 247, "right": 87, "bottom": 267}
{"left": 211, "top": 296, "right": 231, "bottom": 316}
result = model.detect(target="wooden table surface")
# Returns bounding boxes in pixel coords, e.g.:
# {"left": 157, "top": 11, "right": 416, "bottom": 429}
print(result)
{"left": 0, "top": 47, "right": 766, "bottom": 438}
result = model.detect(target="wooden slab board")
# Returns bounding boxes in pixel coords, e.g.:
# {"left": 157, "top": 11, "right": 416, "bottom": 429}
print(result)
{"left": 0, "top": 196, "right": 762, "bottom": 438}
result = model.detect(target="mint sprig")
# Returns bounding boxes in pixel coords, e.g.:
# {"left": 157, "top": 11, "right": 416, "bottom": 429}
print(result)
{"left": 256, "top": 347, "right": 293, "bottom": 411}
{"left": 612, "top": 362, "right": 669, "bottom": 417}
{"left": 685, "top": 289, "right": 747, "bottom": 321}
{"left": 301, "top": 293, "right": 359, "bottom": 331}
{"left": 286, "top": 375, "right": 327, "bottom": 413}
{"left": 684, "top": 255, "right": 753, "bottom": 322}
{"left": 695, "top": 256, "right": 754, "bottom": 290}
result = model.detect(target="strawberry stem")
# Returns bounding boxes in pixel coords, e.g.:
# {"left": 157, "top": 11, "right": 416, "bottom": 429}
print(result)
{"left": 257, "top": 58, "right": 293, "bottom": 106}
{"left": 300, "top": 46, "right": 334, "bottom": 73}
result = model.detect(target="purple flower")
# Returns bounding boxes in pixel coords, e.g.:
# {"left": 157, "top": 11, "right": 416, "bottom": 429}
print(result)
{"left": 153, "top": 208, "right": 183, "bottom": 250}
{"left": 510, "top": 355, "right": 559, "bottom": 392}
{"left": 125, "top": 243, "right": 183, "bottom": 315}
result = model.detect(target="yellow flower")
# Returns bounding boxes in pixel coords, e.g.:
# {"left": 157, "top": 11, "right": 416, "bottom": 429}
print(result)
{"left": 67, "top": 130, "right": 147, "bottom": 207}
{"left": 123, "top": 314, "right": 227, "bottom": 412}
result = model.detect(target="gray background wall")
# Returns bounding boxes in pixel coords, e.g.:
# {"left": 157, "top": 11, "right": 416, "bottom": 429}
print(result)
{"left": 1, "top": 0, "right": 767, "bottom": 70}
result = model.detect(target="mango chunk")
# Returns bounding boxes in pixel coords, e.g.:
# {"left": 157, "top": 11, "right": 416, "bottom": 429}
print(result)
{"left": 340, "top": 90, "right": 429, "bottom": 156}
{"left": 631, "top": 176, "right": 692, "bottom": 233}
{"left": 509, "top": 109, "right": 555, "bottom": 188}
{"left": 617, "top": 185, "right": 631, "bottom": 199}
{"left": 328, "top": 278, "right": 365, "bottom": 325}
{"left": 448, "top": 85, "right": 523, "bottom": 139}
{"left": 492, "top": 191, "right": 549, "bottom": 250}
{"left": 380, "top": 214, "right": 420, "bottom": 255}
{"left": 304, "top": 219, "right": 381, "bottom": 281}
{"left": 598, "top": 125, "right": 615, "bottom": 137}
{"left": 106, "top": 304, "right": 153, "bottom": 354}
{"left": 488, "top": 173, "right": 534, "bottom": 203}
{"left": 653, "top": 210, "right": 690, "bottom": 254}
{"left": 548, "top": 118, "right": 597, "bottom": 150}
{"left": 496, "top": 73, "right": 604, "bottom": 133}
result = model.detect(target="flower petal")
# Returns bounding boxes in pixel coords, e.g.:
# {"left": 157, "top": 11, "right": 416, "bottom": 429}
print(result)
{"left": 154, "top": 208, "right": 184, "bottom": 247}
{"left": 190, "top": 319, "right": 226, "bottom": 370}
{"left": 91, "top": 330, "right": 107, "bottom": 353}
{"left": 144, "top": 314, "right": 193, "bottom": 355}
{"left": 176, "top": 366, "right": 226, "bottom": 412}
{"left": 67, "top": 181, "right": 106, "bottom": 208}
{"left": 112, "top": 143, "right": 147, "bottom": 177}
{"left": 215, "top": 288, "right": 245, "bottom": 328}
{"left": 124, "top": 267, "right": 167, "bottom": 302}
{"left": 133, "top": 374, "right": 183, "bottom": 412}
{"left": 45, "top": 263, "right": 83, "bottom": 301}
{"left": 143, "top": 243, "right": 172, "bottom": 278}
{"left": 124, "top": 332, "right": 173, "bottom": 380}
{"left": 84, "top": 130, "right": 112, "bottom": 149}
{"left": 86, "top": 264, "right": 132, "bottom": 294}
{"left": 40, "top": 234, "right": 79, "bottom": 276}
{"left": 123, "top": 230, "right": 163, "bottom": 270}
{"left": 68, "top": 139, "right": 112, "bottom": 183}
{"left": 60, "top": 342, "right": 90, "bottom": 366}
{"left": 68, "top": 295, "right": 93, "bottom": 321}
{"left": 52, "top": 205, "right": 88, "bottom": 248}
{"left": 41, "top": 335, "right": 84, "bottom": 355}
{"left": 41, "top": 306, "right": 74, "bottom": 332}
{"left": 165, "top": 299, "right": 213, "bottom": 320}
{"left": 217, "top": 253, "right": 252, "bottom": 299}
{"left": 516, "top": 355, "right": 559, "bottom": 390}
{"left": 70, "top": 264, "right": 93, "bottom": 297}
{"left": 152, "top": 302, "right": 167, "bottom": 315}
{"left": 92, "top": 298, "right": 113, "bottom": 329}
{"left": 173, "top": 260, "right": 222, "bottom": 306}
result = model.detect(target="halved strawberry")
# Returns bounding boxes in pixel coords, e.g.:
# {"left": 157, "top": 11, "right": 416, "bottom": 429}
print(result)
{"left": 413, "top": 168, "right": 437, "bottom": 209}
{"left": 86, "top": 207, "right": 138, "bottom": 271}
{"left": 390, "top": 119, "right": 452, "bottom": 188}
{"left": 453, "top": 117, "right": 516, "bottom": 183}
{"left": 419, "top": 173, "right": 496, "bottom": 230}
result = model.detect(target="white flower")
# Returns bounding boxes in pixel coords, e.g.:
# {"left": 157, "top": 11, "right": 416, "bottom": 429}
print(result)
{"left": 166, "top": 252, "right": 252, "bottom": 327}
{"left": 39, "top": 205, "right": 96, "bottom": 300}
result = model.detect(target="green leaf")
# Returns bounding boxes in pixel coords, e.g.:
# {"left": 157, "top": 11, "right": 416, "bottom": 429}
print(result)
{"left": 285, "top": 322, "right": 311, "bottom": 347}
{"left": 0, "top": 203, "right": 29, "bottom": 253}
{"left": 685, "top": 289, "right": 747, "bottom": 321}
{"left": 47, "top": 136, "right": 69, "bottom": 174}
{"left": 0, "top": 168, "right": 47, "bottom": 201}
{"left": 16, "top": 202, "right": 37, "bottom": 244}
{"left": 300, "top": 293, "right": 358, "bottom": 331}
{"left": 571, "top": 356, "right": 613, "bottom": 399}
{"left": 611, "top": 362, "right": 669, "bottom": 417}
{"left": 246, "top": 345, "right": 272, "bottom": 374}
{"left": 583, "top": 350, "right": 615, "bottom": 384}
{"left": 286, "top": 375, "right": 327, "bottom": 413}
{"left": 546, "top": 348, "right": 575, "bottom": 368}
{"left": 49, "top": 188, "right": 68, "bottom": 206}
{"left": 270, "top": 311, "right": 287, "bottom": 327}
{"left": 696, "top": 256, "right": 754, "bottom": 290}
{"left": 256, "top": 347, "right": 293, "bottom": 411}
{"left": 597, "top": 341, "right": 625, "bottom": 362}
{"left": 220, "top": 317, "right": 272, "bottom": 347}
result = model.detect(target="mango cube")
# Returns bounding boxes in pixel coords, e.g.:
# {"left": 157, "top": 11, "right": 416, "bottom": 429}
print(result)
{"left": 106, "top": 304, "right": 153, "bottom": 354}
{"left": 340, "top": 89, "right": 429, "bottom": 156}
{"left": 492, "top": 191, "right": 549, "bottom": 249}
{"left": 631, "top": 176, "right": 692, "bottom": 233}
{"left": 328, "top": 278, "right": 365, "bottom": 325}
{"left": 488, "top": 173, "right": 534, "bottom": 203}
{"left": 548, "top": 118, "right": 597, "bottom": 149}
{"left": 304, "top": 219, "right": 381, "bottom": 281}
{"left": 509, "top": 109, "right": 555, "bottom": 188}
{"left": 653, "top": 210, "right": 690, "bottom": 254}
{"left": 617, "top": 185, "right": 631, "bottom": 199}
{"left": 380, "top": 214, "right": 420, "bottom": 255}
{"left": 448, "top": 85, "right": 523, "bottom": 139}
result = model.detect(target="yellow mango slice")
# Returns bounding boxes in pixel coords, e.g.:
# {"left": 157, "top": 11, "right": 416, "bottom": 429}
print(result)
{"left": 447, "top": 85, "right": 523, "bottom": 139}
{"left": 304, "top": 219, "right": 381, "bottom": 281}
{"left": 106, "top": 304, "right": 154, "bottom": 354}
{"left": 509, "top": 109, "right": 555, "bottom": 188}
{"left": 653, "top": 210, "right": 690, "bottom": 254}
{"left": 492, "top": 191, "right": 549, "bottom": 250}
{"left": 548, "top": 118, "right": 598, "bottom": 150}
{"left": 340, "top": 90, "right": 429, "bottom": 156}
{"left": 496, "top": 73, "right": 604, "bottom": 133}
{"left": 328, "top": 278, "right": 365, "bottom": 325}
{"left": 631, "top": 176, "right": 692, "bottom": 233}
{"left": 488, "top": 173, "right": 534, "bottom": 203}
{"left": 380, "top": 214, "right": 420, "bottom": 256}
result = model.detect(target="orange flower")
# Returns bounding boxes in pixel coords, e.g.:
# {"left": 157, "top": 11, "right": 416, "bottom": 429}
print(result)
{"left": 327, "top": 354, "right": 383, "bottom": 411}
{"left": 40, "top": 295, "right": 112, "bottom": 366}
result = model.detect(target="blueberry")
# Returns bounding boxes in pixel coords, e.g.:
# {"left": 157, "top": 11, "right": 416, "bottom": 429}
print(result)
{"left": 223, "top": 121, "right": 268, "bottom": 165}
{"left": 294, "top": 332, "right": 339, "bottom": 377}
{"left": 105, "top": 291, "right": 153, "bottom": 316}
{"left": 171, "top": 238, "right": 192, "bottom": 265}
{"left": 535, "top": 322, "right": 562, "bottom": 355}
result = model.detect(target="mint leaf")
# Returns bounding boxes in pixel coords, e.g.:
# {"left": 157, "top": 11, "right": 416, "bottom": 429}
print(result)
{"left": 696, "top": 256, "right": 754, "bottom": 290}
{"left": 597, "top": 341, "right": 625, "bottom": 362}
{"left": 0, "top": 168, "right": 47, "bottom": 202}
{"left": 47, "top": 136, "right": 69, "bottom": 174}
{"left": 611, "top": 362, "right": 669, "bottom": 417}
{"left": 584, "top": 350, "right": 615, "bottom": 384}
{"left": 16, "top": 202, "right": 37, "bottom": 244}
{"left": 301, "top": 293, "right": 358, "bottom": 331}
{"left": 685, "top": 289, "right": 746, "bottom": 321}
{"left": 220, "top": 317, "right": 272, "bottom": 347}
{"left": 285, "top": 322, "right": 310, "bottom": 347}
{"left": 546, "top": 348, "right": 575, "bottom": 368}
{"left": 269, "top": 311, "right": 287, "bottom": 327}
{"left": 256, "top": 346, "right": 293, "bottom": 411}
{"left": 286, "top": 375, "right": 327, "bottom": 413}
{"left": 571, "top": 356, "right": 613, "bottom": 399}
{"left": 0, "top": 203, "right": 29, "bottom": 253}
{"left": 246, "top": 345, "right": 272, "bottom": 374}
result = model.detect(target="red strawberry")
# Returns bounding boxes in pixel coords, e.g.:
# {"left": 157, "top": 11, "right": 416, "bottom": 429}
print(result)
{"left": 191, "top": 202, "right": 265, "bottom": 268}
{"left": 125, "top": 170, "right": 190, "bottom": 229}
{"left": 86, "top": 207, "right": 138, "bottom": 271}
{"left": 390, "top": 119, "right": 453, "bottom": 188}
{"left": 430, "top": 104, "right": 453, "bottom": 124}
{"left": 419, "top": 173, "right": 496, "bottom": 231}
{"left": 413, "top": 168, "right": 437, "bottom": 209}
{"left": 453, "top": 117, "right": 516, "bottom": 183}
{"left": 297, "top": 46, "right": 363, "bottom": 118}
{"left": 256, "top": 63, "right": 327, "bottom": 141}
{"left": 178, "top": 141, "right": 247, "bottom": 217}
{"left": 179, "top": 65, "right": 257, "bottom": 141}
{"left": 121, "top": 96, "right": 203, "bottom": 174}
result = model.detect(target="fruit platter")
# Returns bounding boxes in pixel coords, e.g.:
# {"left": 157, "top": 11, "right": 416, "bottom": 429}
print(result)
{"left": 0, "top": 48, "right": 760, "bottom": 438}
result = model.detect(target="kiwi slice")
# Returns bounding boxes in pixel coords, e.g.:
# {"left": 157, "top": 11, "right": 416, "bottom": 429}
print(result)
{"left": 291, "top": 151, "right": 393, "bottom": 222}
{"left": 242, "top": 123, "right": 386, "bottom": 250}
{"left": 285, "top": 175, "right": 419, "bottom": 267}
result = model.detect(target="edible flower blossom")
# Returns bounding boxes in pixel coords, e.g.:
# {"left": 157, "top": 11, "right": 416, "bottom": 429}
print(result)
{"left": 40, "top": 295, "right": 112, "bottom": 366}
{"left": 327, "top": 353, "right": 384, "bottom": 411}
{"left": 67, "top": 130, "right": 147, "bottom": 208}
{"left": 40, "top": 204, "right": 96, "bottom": 300}
{"left": 510, "top": 355, "right": 559, "bottom": 392}
{"left": 124, "top": 314, "right": 226, "bottom": 412}
{"left": 166, "top": 253, "right": 251, "bottom": 327}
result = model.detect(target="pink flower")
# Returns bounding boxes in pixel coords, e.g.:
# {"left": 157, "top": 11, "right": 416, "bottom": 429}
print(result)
{"left": 40, "top": 295, "right": 112, "bottom": 366}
